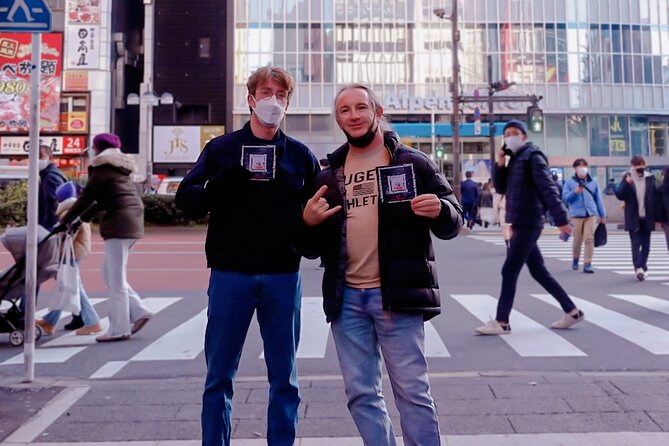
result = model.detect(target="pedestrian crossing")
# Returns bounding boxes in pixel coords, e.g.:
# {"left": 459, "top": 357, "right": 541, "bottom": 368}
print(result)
{"left": 470, "top": 233, "right": 669, "bottom": 282}
{"left": 3, "top": 291, "right": 669, "bottom": 374}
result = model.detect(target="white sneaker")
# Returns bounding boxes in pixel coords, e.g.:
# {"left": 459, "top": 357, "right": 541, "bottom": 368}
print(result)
{"left": 551, "top": 310, "right": 585, "bottom": 329}
{"left": 636, "top": 268, "right": 645, "bottom": 281}
{"left": 475, "top": 319, "right": 511, "bottom": 335}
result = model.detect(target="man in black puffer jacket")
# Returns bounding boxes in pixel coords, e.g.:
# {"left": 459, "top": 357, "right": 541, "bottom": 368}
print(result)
{"left": 300, "top": 85, "right": 463, "bottom": 446}
{"left": 476, "top": 120, "right": 585, "bottom": 336}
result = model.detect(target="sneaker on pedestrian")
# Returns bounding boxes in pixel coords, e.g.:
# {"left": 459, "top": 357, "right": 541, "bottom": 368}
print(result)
{"left": 475, "top": 319, "right": 511, "bottom": 335}
{"left": 571, "top": 258, "right": 579, "bottom": 270}
{"left": 64, "top": 314, "right": 84, "bottom": 330}
{"left": 76, "top": 323, "right": 103, "bottom": 336}
{"left": 636, "top": 268, "right": 645, "bottom": 281}
{"left": 35, "top": 319, "right": 55, "bottom": 336}
{"left": 551, "top": 310, "right": 585, "bottom": 329}
{"left": 583, "top": 263, "right": 594, "bottom": 274}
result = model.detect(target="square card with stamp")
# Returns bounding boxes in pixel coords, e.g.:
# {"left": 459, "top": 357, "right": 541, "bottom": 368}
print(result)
{"left": 241, "top": 145, "right": 276, "bottom": 181}
{"left": 376, "top": 164, "right": 417, "bottom": 203}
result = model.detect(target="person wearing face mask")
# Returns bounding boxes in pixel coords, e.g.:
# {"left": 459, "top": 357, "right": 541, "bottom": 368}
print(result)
{"left": 476, "top": 119, "right": 584, "bottom": 335}
{"left": 562, "top": 158, "right": 607, "bottom": 273}
{"left": 37, "top": 145, "right": 67, "bottom": 231}
{"left": 615, "top": 155, "right": 658, "bottom": 281}
{"left": 175, "top": 66, "right": 319, "bottom": 446}
{"left": 299, "top": 85, "right": 463, "bottom": 446}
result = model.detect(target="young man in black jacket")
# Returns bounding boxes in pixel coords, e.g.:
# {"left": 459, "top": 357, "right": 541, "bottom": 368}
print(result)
{"left": 301, "top": 85, "right": 463, "bottom": 446}
{"left": 175, "top": 67, "right": 319, "bottom": 446}
{"left": 476, "top": 120, "right": 585, "bottom": 335}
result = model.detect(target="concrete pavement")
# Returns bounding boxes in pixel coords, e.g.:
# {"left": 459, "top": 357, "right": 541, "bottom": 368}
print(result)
{"left": 2, "top": 370, "right": 669, "bottom": 445}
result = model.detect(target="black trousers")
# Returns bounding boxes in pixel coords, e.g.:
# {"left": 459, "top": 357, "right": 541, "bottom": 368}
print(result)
{"left": 496, "top": 225, "right": 577, "bottom": 322}
{"left": 629, "top": 221, "right": 652, "bottom": 271}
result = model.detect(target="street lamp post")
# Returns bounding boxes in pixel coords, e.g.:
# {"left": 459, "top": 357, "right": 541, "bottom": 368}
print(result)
{"left": 434, "top": 1, "right": 461, "bottom": 200}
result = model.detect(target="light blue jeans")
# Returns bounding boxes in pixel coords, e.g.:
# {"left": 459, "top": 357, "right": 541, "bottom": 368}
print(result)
{"left": 102, "top": 239, "right": 151, "bottom": 337}
{"left": 331, "top": 286, "right": 441, "bottom": 446}
{"left": 43, "top": 264, "right": 100, "bottom": 327}
{"left": 202, "top": 270, "right": 301, "bottom": 446}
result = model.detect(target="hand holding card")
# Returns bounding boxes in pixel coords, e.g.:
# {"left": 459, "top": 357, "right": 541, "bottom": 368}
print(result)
{"left": 376, "top": 164, "right": 417, "bottom": 203}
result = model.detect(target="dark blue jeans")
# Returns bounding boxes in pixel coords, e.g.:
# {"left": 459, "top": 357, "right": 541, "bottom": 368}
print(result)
{"left": 629, "top": 222, "right": 652, "bottom": 271}
{"left": 496, "top": 225, "right": 576, "bottom": 322}
{"left": 202, "top": 270, "right": 301, "bottom": 446}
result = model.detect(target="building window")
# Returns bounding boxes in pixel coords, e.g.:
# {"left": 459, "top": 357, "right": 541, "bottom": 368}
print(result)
{"left": 567, "top": 115, "right": 588, "bottom": 156}
{"left": 589, "top": 116, "right": 609, "bottom": 157}
{"left": 650, "top": 123, "right": 667, "bottom": 156}
{"left": 630, "top": 117, "right": 650, "bottom": 156}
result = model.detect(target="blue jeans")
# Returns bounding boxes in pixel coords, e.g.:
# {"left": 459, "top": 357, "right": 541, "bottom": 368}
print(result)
{"left": 331, "top": 286, "right": 441, "bottom": 446}
{"left": 202, "top": 270, "right": 301, "bottom": 446}
{"left": 43, "top": 273, "right": 100, "bottom": 327}
{"left": 496, "top": 225, "right": 576, "bottom": 322}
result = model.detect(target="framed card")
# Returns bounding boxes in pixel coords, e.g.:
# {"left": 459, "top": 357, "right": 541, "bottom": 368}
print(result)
{"left": 376, "top": 164, "right": 417, "bottom": 203}
{"left": 241, "top": 145, "right": 276, "bottom": 181}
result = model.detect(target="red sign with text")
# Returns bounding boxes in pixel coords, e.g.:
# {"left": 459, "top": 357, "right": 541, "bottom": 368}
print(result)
{"left": 0, "top": 33, "right": 63, "bottom": 133}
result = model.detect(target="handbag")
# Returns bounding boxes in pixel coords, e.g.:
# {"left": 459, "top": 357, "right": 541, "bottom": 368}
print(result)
{"left": 49, "top": 234, "right": 81, "bottom": 314}
{"left": 594, "top": 222, "right": 607, "bottom": 248}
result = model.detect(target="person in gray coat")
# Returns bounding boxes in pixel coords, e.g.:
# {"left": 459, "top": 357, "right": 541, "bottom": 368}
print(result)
{"left": 60, "top": 133, "right": 152, "bottom": 342}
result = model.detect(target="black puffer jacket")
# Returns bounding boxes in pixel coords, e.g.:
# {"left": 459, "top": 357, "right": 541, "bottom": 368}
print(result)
{"left": 300, "top": 132, "right": 463, "bottom": 322}
{"left": 62, "top": 148, "right": 144, "bottom": 240}
{"left": 493, "top": 143, "right": 568, "bottom": 228}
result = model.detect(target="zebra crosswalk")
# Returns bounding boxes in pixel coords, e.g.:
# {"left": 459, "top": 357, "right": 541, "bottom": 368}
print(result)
{"left": 2, "top": 291, "right": 669, "bottom": 376}
{"left": 470, "top": 232, "right": 669, "bottom": 282}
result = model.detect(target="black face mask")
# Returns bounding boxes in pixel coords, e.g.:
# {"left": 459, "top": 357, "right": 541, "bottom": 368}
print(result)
{"left": 635, "top": 167, "right": 646, "bottom": 175}
{"left": 343, "top": 122, "right": 378, "bottom": 148}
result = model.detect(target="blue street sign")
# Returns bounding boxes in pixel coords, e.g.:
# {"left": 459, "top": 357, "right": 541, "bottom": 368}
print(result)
{"left": 0, "top": 0, "right": 51, "bottom": 32}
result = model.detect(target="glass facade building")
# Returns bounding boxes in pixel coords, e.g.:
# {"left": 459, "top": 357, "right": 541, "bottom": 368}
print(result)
{"left": 231, "top": 0, "right": 669, "bottom": 182}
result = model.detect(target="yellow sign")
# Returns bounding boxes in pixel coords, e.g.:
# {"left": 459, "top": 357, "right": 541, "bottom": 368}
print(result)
{"left": 67, "top": 111, "right": 88, "bottom": 133}
{"left": 200, "top": 126, "right": 225, "bottom": 146}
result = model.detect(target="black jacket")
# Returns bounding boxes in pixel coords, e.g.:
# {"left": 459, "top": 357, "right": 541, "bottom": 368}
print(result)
{"left": 62, "top": 149, "right": 144, "bottom": 240}
{"left": 175, "top": 122, "right": 319, "bottom": 273}
{"left": 300, "top": 132, "right": 463, "bottom": 322}
{"left": 493, "top": 143, "right": 568, "bottom": 228}
{"left": 615, "top": 173, "right": 657, "bottom": 232}
{"left": 38, "top": 163, "right": 66, "bottom": 231}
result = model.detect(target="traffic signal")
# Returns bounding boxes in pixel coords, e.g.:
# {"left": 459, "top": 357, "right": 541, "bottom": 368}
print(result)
{"left": 527, "top": 106, "right": 544, "bottom": 133}
{"left": 435, "top": 144, "right": 444, "bottom": 159}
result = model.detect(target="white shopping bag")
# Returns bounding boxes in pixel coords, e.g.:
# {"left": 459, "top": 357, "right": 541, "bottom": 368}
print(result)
{"left": 49, "top": 234, "right": 81, "bottom": 314}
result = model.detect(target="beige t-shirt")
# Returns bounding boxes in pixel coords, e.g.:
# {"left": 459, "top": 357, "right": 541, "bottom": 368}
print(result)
{"left": 344, "top": 144, "right": 391, "bottom": 288}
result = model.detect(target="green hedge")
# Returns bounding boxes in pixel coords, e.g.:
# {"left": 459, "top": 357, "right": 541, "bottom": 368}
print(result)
{"left": 0, "top": 186, "right": 206, "bottom": 227}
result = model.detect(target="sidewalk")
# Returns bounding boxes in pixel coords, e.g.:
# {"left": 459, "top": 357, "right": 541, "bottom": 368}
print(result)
{"left": 2, "top": 371, "right": 669, "bottom": 445}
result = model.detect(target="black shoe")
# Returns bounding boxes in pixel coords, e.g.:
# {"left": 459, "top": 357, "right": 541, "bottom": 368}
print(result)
{"left": 64, "top": 314, "right": 84, "bottom": 330}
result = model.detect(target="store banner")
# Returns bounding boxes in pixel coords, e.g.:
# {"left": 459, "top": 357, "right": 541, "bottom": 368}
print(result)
{"left": 65, "top": 25, "right": 100, "bottom": 70}
{"left": 0, "top": 33, "right": 63, "bottom": 133}
{"left": 67, "top": 0, "right": 101, "bottom": 24}
{"left": 154, "top": 126, "right": 225, "bottom": 163}
{"left": 0, "top": 135, "right": 86, "bottom": 156}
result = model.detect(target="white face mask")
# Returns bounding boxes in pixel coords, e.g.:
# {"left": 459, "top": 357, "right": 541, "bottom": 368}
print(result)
{"left": 38, "top": 159, "right": 49, "bottom": 171}
{"left": 252, "top": 95, "right": 286, "bottom": 127}
{"left": 504, "top": 135, "right": 525, "bottom": 153}
{"left": 577, "top": 166, "right": 588, "bottom": 177}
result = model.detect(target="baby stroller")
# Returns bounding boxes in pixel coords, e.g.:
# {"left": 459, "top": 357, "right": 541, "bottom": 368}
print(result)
{"left": 0, "top": 225, "right": 60, "bottom": 346}
{"left": 0, "top": 202, "right": 95, "bottom": 346}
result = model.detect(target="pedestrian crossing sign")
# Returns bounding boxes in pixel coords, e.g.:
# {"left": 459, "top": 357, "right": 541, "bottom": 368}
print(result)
{"left": 0, "top": 0, "right": 51, "bottom": 32}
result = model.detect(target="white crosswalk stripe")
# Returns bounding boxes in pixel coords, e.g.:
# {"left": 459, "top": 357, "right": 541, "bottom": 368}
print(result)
{"left": 451, "top": 294, "right": 586, "bottom": 357}
{"left": 470, "top": 233, "right": 669, "bottom": 282}
{"left": 5, "top": 292, "right": 669, "bottom": 367}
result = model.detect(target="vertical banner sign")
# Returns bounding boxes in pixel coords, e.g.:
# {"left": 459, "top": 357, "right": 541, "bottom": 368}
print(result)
{"left": 609, "top": 116, "right": 628, "bottom": 155}
{"left": 65, "top": 0, "right": 100, "bottom": 70}
{"left": 0, "top": 32, "right": 62, "bottom": 132}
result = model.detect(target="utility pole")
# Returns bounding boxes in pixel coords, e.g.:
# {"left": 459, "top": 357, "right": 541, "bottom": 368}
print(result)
{"left": 487, "top": 55, "right": 495, "bottom": 166}
{"left": 450, "top": 0, "right": 461, "bottom": 200}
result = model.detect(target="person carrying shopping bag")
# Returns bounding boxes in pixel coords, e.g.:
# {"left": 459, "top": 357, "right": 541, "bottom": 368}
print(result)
{"left": 37, "top": 182, "right": 103, "bottom": 336}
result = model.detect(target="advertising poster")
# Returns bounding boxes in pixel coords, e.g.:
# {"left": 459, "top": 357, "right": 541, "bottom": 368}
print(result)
{"left": 66, "top": 0, "right": 101, "bottom": 69}
{"left": 0, "top": 33, "right": 63, "bottom": 133}
{"left": 154, "top": 126, "right": 225, "bottom": 163}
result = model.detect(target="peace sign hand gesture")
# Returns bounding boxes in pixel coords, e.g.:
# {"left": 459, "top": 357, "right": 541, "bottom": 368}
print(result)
{"left": 303, "top": 185, "right": 342, "bottom": 226}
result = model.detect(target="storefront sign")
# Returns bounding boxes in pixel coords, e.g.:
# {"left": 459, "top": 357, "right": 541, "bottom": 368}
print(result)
{"left": 0, "top": 33, "right": 63, "bottom": 133}
{"left": 67, "top": 0, "right": 101, "bottom": 24}
{"left": 65, "top": 25, "right": 100, "bottom": 70}
{"left": 67, "top": 111, "right": 87, "bottom": 132}
{"left": 153, "top": 126, "right": 225, "bottom": 163}
{"left": 63, "top": 71, "right": 88, "bottom": 90}
{"left": 0, "top": 135, "right": 85, "bottom": 155}
{"left": 384, "top": 92, "right": 452, "bottom": 112}
{"left": 609, "top": 116, "right": 627, "bottom": 154}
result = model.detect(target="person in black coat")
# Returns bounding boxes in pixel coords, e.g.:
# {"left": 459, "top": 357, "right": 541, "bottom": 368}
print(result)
{"left": 615, "top": 156, "right": 658, "bottom": 280}
{"left": 300, "top": 85, "right": 463, "bottom": 446}
{"left": 476, "top": 120, "right": 585, "bottom": 335}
